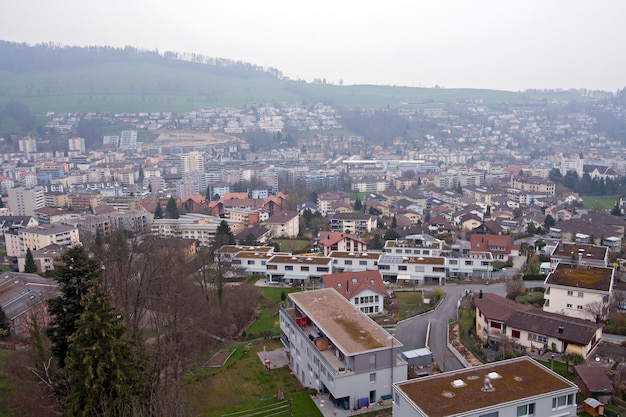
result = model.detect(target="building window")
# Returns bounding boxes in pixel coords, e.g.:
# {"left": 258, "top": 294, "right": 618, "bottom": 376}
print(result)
{"left": 449, "top": 259, "right": 458, "bottom": 265}
{"left": 465, "top": 260, "right": 473, "bottom": 266}
{"left": 345, "top": 260, "right": 352, "bottom": 265}
{"left": 552, "top": 394, "right": 574, "bottom": 409}
{"left": 577, "top": 305, "right": 583, "bottom": 310}
{"left": 566, "top": 303, "right": 572, "bottom": 309}
{"left": 301, "top": 266, "right": 309, "bottom": 271}
{"left": 370, "top": 373, "right": 376, "bottom": 383}
{"left": 398, "top": 265, "right": 407, "bottom": 271}
{"left": 369, "top": 354, "right": 376, "bottom": 371}
{"left": 479, "top": 412, "right": 499, "bottom": 417}
{"left": 511, "top": 330, "right": 520, "bottom": 339}
{"left": 567, "top": 290, "right": 573, "bottom": 296}
{"left": 578, "top": 292, "right": 584, "bottom": 298}
{"left": 285, "top": 265, "right": 293, "bottom": 271}
{"left": 359, "top": 260, "right": 367, "bottom": 265}
{"left": 517, "top": 403, "right": 535, "bottom": 417}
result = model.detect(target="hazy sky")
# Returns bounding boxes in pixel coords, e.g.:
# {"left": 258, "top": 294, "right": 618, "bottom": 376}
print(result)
{"left": 2, "top": 0, "right": 625, "bottom": 92}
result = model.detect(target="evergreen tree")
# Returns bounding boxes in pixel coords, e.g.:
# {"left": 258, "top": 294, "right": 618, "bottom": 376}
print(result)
{"left": 165, "top": 197, "right": 179, "bottom": 219}
{"left": 354, "top": 197, "right": 362, "bottom": 211}
{"left": 24, "top": 247, "right": 37, "bottom": 273}
{"left": 47, "top": 246, "right": 102, "bottom": 368}
{"left": 0, "top": 198, "right": 4, "bottom": 209}
{"left": 543, "top": 214, "right": 556, "bottom": 229}
{"left": 215, "top": 220, "right": 235, "bottom": 247}
{"left": 391, "top": 215, "right": 397, "bottom": 229}
{"left": 64, "top": 280, "right": 146, "bottom": 417}
{"left": 0, "top": 304, "right": 9, "bottom": 337}
{"left": 611, "top": 203, "right": 622, "bottom": 216}
{"left": 154, "top": 202, "right": 163, "bottom": 219}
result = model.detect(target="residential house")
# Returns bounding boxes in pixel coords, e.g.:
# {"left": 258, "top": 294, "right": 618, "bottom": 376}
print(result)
{"left": 0, "top": 216, "right": 38, "bottom": 236}
{"left": 264, "top": 210, "right": 299, "bottom": 238}
{"left": 549, "top": 242, "right": 609, "bottom": 270}
{"left": 543, "top": 263, "right": 614, "bottom": 321}
{"left": 470, "top": 234, "right": 518, "bottom": 261}
{"left": 329, "top": 213, "right": 377, "bottom": 235}
{"left": 392, "top": 357, "right": 577, "bottom": 417}
{"left": 317, "top": 232, "right": 368, "bottom": 256}
{"left": 321, "top": 270, "right": 388, "bottom": 315}
{"left": 474, "top": 293, "right": 602, "bottom": 358}
{"left": 280, "top": 288, "right": 407, "bottom": 411}
{"left": 233, "top": 226, "right": 271, "bottom": 245}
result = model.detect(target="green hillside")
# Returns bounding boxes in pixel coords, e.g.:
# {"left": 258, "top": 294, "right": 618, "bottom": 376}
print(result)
{"left": 0, "top": 41, "right": 589, "bottom": 113}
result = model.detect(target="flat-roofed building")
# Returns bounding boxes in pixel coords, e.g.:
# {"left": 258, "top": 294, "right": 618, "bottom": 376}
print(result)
{"left": 280, "top": 288, "right": 407, "bottom": 411}
{"left": 543, "top": 263, "right": 614, "bottom": 321}
{"left": 266, "top": 254, "right": 332, "bottom": 285}
{"left": 329, "top": 251, "right": 381, "bottom": 273}
{"left": 7, "top": 186, "right": 45, "bottom": 216}
{"left": 393, "top": 356, "right": 577, "bottom": 417}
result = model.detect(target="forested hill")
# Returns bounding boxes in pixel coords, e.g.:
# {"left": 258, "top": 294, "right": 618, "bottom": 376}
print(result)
{"left": 0, "top": 40, "right": 285, "bottom": 78}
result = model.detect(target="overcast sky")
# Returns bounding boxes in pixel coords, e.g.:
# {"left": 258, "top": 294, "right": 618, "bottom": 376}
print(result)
{"left": 2, "top": 0, "right": 625, "bottom": 92}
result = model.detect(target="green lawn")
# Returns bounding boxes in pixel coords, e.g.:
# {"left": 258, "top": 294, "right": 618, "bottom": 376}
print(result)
{"left": 245, "top": 286, "right": 300, "bottom": 338}
{"left": 0, "top": 350, "right": 16, "bottom": 417}
{"left": 392, "top": 291, "right": 430, "bottom": 320}
{"left": 185, "top": 340, "right": 321, "bottom": 417}
{"left": 272, "top": 239, "right": 312, "bottom": 254}
{"left": 534, "top": 359, "right": 575, "bottom": 381}
{"left": 582, "top": 196, "right": 620, "bottom": 210}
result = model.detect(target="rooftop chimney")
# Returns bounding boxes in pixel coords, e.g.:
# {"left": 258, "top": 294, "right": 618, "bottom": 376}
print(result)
{"left": 558, "top": 326, "right": 564, "bottom": 334}
{"left": 479, "top": 289, "right": 483, "bottom": 299}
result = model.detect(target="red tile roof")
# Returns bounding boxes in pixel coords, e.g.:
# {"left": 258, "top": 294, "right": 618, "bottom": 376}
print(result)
{"left": 321, "top": 270, "right": 388, "bottom": 299}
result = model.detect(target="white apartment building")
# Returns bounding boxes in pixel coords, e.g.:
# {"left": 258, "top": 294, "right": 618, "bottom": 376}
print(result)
{"left": 543, "top": 263, "right": 614, "bottom": 321}
{"left": 266, "top": 255, "right": 332, "bottom": 285}
{"left": 5, "top": 223, "right": 80, "bottom": 257}
{"left": 280, "top": 288, "right": 407, "bottom": 411}
{"left": 329, "top": 251, "right": 381, "bottom": 273}
{"left": 180, "top": 151, "right": 205, "bottom": 173}
{"left": 151, "top": 213, "right": 242, "bottom": 247}
{"left": 7, "top": 186, "right": 45, "bottom": 216}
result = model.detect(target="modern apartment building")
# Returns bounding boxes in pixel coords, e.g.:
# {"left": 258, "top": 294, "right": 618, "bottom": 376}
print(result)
{"left": 280, "top": 288, "right": 407, "bottom": 411}
{"left": 7, "top": 186, "right": 45, "bottom": 216}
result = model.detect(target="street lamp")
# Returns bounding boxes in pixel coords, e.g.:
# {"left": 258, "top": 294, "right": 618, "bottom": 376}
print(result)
{"left": 551, "top": 354, "right": 555, "bottom": 370}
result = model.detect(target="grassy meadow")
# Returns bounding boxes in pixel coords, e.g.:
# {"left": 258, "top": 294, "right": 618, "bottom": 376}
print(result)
{"left": 185, "top": 340, "right": 322, "bottom": 417}
{"left": 582, "top": 196, "right": 620, "bottom": 210}
{"left": 0, "top": 58, "right": 592, "bottom": 114}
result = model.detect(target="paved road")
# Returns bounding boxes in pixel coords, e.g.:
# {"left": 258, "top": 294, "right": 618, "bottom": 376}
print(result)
{"left": 395, "top": 282, "right": 507, "bottom": 372}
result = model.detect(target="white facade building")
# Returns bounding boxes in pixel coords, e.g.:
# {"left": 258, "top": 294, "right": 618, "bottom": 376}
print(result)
{"left": 280, "top": 288, "right": 407, "bottom": 411}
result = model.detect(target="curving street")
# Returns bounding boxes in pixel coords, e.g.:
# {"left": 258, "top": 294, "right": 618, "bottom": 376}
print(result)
{"left": 395, "top": 282, "right": 507, "bottom": 371}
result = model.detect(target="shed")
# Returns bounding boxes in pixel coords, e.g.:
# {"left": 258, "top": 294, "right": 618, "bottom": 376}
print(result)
{"left": 401, "top": 347, "right": 432, "bottom": 367}
{"left": 583, "top": 397, "right": 604, "bottom": 416}
{"left": 575, "top": 365, "right": 615, "bottom": 404}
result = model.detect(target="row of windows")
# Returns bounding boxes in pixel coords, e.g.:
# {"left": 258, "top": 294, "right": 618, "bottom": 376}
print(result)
{"left": 332, "top": 260, "right": 371, "bottom": 266}
{"left": 527, "top": 333, "right": 547, "bottom": 343}
{"left": 391, "top": 249, "right": 431, "bottom": 255}
{"left": 566, "top": 290, "right": 584, "bottom": 297}
{"left": 361, "top": 306, "right": 379, "bottom": 314}
{"left": 566, "top": 303, "right": 583, "bottom": 310}
{"left": 355, "top": 295, "right": 379, "bottom": 304}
